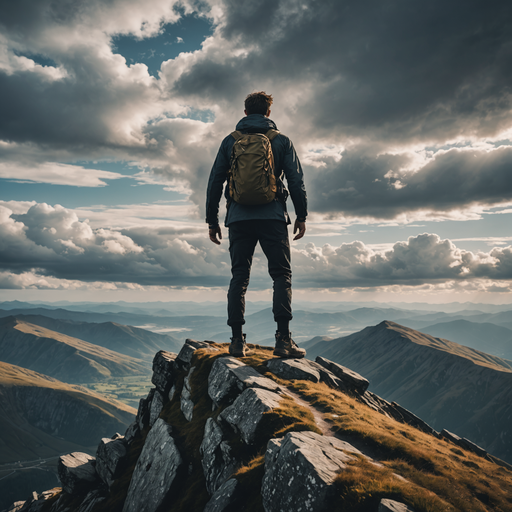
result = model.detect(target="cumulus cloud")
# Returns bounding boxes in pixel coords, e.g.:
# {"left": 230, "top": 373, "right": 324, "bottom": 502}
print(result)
{"left": 2, "top": 202, "right": 512, "bottom": 291}
{"left": 0, "top": 202, "right": 229, "bottom": 286}
{"left": 292, "top": 233, "right": 512, "bottom": 288}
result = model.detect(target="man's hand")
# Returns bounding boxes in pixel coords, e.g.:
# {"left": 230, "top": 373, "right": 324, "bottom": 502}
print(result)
{"left": 209, "top": 225, "right": 222, "bottom": 245}
{"left": 293, "top": 219, "right": 306, "bottom": 240}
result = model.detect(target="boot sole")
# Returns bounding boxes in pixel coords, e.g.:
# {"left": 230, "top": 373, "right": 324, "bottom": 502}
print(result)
{"left": 273, "top": 350, "right": 306, "bottom": 359}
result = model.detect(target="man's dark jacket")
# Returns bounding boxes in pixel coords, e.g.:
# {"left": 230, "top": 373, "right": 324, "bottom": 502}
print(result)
{"left": 205, "top": 114, "right": 308, "bottom": 227}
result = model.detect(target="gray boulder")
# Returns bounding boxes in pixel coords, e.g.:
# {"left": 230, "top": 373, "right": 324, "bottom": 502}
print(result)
{"left": 169, "top": 384, "right": 177, "bottom": 401}
{"left": 390, "top": 402, "right": 437, "bottom": 435}
{"left": 203, "top": 478, "right": 239, "bottom": 512}
{"left": 220, "top": 387, "right": 282, "bottom": 444}
{"left": 440, "top": 429, "right": 487, "bottom": 458}
{"left": 360, "top": 390, "right": 392, "bottom": 413}
{"left": 181, "top": 366, "right": 195, "bottom": 421}
{"left": 152, "top": 350, "right": 177, "bottom": 395}
{"left": 440, "top": 428, "right": 461, "bottom": 444}
{"left": 315, "top": 356, "right": 369, "bottom": 393}
{"left": 379, "top": 498, "right": 416, "bottom": 511}
{"left": 123, "top": 418, "right": 183, "bottom": 512}
{"left": 78, "top": 489, "right": 106, "bottom": 512}
{"left": 136, "top": 388, "right": 155, "bottom": 430}
{"left": 58, "top": 452, "right": 100, "bottom": 495}
{"left": 266, "top": 358, "right": 320, "bottom": 382}
{"left": 177, "top": 339, "right": 217, "bottom": 369}
{"left": 261, "top": 431, "right": 363, "bottom": 512}
{"left": 149, "top": 389, "right": 165, "bottom": 427}
{"left": 124, "top": 421, "right": 139, "bottom": 444}
{"left": 458, "top": 437, "right": 488, "bottom": 458}
{"left": 200, "top": 418, "right": 238, "bottom": 494}
{"left": 208, "top": 356, "right": 283, "bottom": 407}
{"left": 95, "top": 435, "right": 127, "bottom": 487}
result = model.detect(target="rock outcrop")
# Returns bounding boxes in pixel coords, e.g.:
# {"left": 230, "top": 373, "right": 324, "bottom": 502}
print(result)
{"left": 10, "top": 338, "right": 512, "bottom": 512}
{"left": 58, "top": 452, "right": 99, "bottom": 495}
{"left": 262, "top": 431, "right": 363, "bottom": 512}
{"left": 95, "top": 435, "right": 127, "bottom": 488}
{"left": 122, "top": 418, "right": 183, "bottom": 512}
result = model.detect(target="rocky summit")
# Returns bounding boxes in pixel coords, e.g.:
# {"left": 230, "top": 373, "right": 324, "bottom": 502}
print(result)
{"left": 9, "top": 339, "right": 512, "bottom": 512}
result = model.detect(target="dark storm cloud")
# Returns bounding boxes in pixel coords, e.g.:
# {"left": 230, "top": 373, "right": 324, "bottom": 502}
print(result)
{"left": 0, "top": 0, "right": 176, "bottom": 151}
{"left": 310, "top": 145, "right": 512, "bottom": 219}
{"left": 175, "top": 0, "right": 512, "bottom": 142}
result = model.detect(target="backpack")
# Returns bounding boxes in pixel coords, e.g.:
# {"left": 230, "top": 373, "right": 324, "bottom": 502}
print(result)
{"left": 228, "top": 129, "right": 279, "bottom": 205}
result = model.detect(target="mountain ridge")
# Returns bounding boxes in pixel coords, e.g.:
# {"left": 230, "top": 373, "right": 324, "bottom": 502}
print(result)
{"left": 306, "top": 320, "right": 512, "bottom": 462}
{"left": 0, "top": 317, "right": 150, "bottom": 383}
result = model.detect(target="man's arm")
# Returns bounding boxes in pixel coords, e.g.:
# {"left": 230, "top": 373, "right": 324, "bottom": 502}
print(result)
{"left": 209, "top": 225, "right": 222, "bottom": 245}
{"left": 293, "top": 219, "right": 306, "bottom": 240}
{"left": 206, "top": 138, "right": 230, "bottom": 243}
{"left": 280, "top": 137, "right": 308, "bottom": 237}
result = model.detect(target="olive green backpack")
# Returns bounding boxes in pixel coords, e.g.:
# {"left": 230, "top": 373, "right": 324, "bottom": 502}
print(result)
{"left": 228, "top": 129, "right": 279, "bottom": 205}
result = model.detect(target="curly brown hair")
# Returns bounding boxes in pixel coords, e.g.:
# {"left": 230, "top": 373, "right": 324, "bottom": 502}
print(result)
{"left": 244, "top": 91, "right": 273, "bottom": 115}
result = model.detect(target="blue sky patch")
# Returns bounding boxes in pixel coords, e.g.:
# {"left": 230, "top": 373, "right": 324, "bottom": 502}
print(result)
{"left": 111, "top": 13, "right": 214, "bottom": 77}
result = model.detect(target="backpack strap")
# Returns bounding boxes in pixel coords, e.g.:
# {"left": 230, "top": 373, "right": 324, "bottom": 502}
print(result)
{"left": 231, "top": 130, "right": 243, "bottom": 141}
{"left": 265, "top": 129, "right": 280, "bottom": 141}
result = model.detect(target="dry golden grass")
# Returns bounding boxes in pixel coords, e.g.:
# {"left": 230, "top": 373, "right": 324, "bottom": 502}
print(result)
{"left": 284, "top": 378, "right": 512, "bottom": 512}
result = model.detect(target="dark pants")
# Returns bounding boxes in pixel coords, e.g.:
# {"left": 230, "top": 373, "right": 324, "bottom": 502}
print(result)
{"left": 227, "top": 220, "right": 292, "bottom": 327}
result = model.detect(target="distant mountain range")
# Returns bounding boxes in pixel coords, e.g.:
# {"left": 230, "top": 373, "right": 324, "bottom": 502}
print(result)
{"left": 421, "top": 319, "right": 512, "bottom": 360}
{"left": 5, "top": 302, "right": 512, "bottom": 347}
{"left": 0, "top": 317, "right": 150, "bottom": 383}
{"left": 305, "top": 320, "right": 512, "bottom": 462}
{"left": 6, "top": 313, "right": 182, "bottom": 360}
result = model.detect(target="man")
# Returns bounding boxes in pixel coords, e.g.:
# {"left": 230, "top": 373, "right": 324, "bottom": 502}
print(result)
{"left": 206, "top": 91, "right": 307, "bottom": 358}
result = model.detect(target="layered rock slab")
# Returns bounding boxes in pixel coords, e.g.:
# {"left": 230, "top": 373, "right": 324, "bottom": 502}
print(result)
{"left": 315, "top": 356, "right": 369, "bottom": 393}
{"left": 208, "top": 356, "right": 283, "bottom": 407}
{"left": 181, "top": 366, "right": 195, "bottom": 421}
{"left": 379, "top": 498, "right": 416, "bottom": 511}
{"left": 203, "top": 478, "right": 239, "bottom": 512}
{"left": 266, "top": 358, "right": 320, "bottom": 382}
{"left": 220, "top": 387, "right": 282, "bottom": 445}
{"left": 58, "top": 452, "right": 99, "bottom": 495}
{"left": 151, "top": 350, "right": 177, "bottom": 395}
{"left": 177, "top": 339, "right": 216, "bottom": 369}
{"left": 122, "top": 418, "right": 183, "bottom": 512}
{"left": 95, "top": 435, "right": 127, "bottom": 488}
{"left": 200, "top": 418, "right": 238, "bottom": 494}
{"left": 261, "top": 431, "right": 363, "bottom": 512}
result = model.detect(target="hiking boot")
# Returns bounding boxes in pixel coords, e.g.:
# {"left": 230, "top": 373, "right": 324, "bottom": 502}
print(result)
{"left": 229, "top": 334, "right": 250, "bottom": 357}
{"left": 273, "top": 332, "right": 306, "bottom": 359}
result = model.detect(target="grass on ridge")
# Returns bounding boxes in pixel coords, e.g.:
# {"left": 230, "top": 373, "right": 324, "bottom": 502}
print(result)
{"left": 284, "top": 378, "right": 512, "bottom": 512}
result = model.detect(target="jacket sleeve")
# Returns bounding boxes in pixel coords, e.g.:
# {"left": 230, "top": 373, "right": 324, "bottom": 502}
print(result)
{"left": 205, "top": 137, "right": 231, "bottom": 226}
{"left": 280, "top": 137, "right": 308, "bottom": 221}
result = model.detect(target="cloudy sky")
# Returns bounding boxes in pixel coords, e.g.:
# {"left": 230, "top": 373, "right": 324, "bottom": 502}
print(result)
{"left": 1, "top": 0, "right": 512, "bottom": 305}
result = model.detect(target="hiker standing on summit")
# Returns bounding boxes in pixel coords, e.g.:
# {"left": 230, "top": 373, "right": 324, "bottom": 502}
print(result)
{"left": 206, "top": 91, "right": 308, "bottom": 359}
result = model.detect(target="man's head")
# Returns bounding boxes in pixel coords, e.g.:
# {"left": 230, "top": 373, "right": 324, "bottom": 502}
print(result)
{"left": 244, "top": 91, "right": 273, "bottom": 116}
